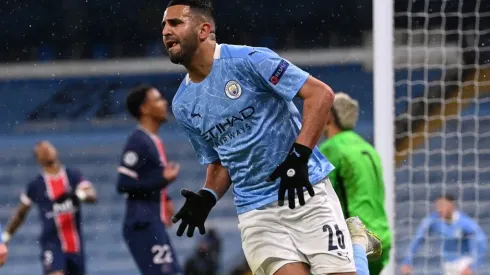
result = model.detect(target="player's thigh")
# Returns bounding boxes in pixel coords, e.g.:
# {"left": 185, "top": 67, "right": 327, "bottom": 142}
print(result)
{"left": 65, "top": 253, "right": 85, "bottom": 275}
{"left": 238, "top": 207, "right": 307, "bottom": 275}
{"left": 41, "top": 246, "right": 66, "bottom": 275}
{"left": 286, "top": 180, "right": 355, "bottom": 274}
{"left": 123, "top": 222, "right": 179, "bottom": 275}
{"left": 272, "top": 262, "right": 309, "bottom": 275}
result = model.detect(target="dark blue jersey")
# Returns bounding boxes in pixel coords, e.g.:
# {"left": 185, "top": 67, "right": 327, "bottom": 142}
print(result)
{"left": 117, "top": 127, "right": 172, "bottom": 224}
{"left": 20, "top": 167, "right": 92, "bottom": 253}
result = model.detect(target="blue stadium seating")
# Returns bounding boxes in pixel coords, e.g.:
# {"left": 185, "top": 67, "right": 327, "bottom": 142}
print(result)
{"left": 0, "top": 125, "right": 242, "bottom": 275}
{"left": 0, "top": 66, "right": 489, "bottom": 274}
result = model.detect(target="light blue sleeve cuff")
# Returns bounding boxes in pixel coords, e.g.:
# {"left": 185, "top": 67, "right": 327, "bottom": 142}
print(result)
{"left": 202, "top": 188, "right": 219, "bottom": 202}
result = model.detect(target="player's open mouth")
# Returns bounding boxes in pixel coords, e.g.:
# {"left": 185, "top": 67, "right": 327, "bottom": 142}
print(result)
{"left": 166, "top": 40, "right": 179, "bottom": 49}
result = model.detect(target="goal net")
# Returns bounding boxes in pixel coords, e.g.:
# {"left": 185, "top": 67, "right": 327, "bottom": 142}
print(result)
{"left": 394, "top": 0, "right": 490, "bottom": 274}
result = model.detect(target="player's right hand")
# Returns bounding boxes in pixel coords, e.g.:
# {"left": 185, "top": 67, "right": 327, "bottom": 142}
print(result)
{"left": 400, "top": 264, "right": 412, "bottom": 275}
{"left": 172, "top": 189, "right": 216, "bottom": 238}
{"left": 163, "top": 162, "right": 180, "bottom": 182}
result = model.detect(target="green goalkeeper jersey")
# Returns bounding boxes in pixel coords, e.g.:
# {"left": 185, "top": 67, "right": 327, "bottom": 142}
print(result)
{"left": 319, "top": 130, "right": 392, "bottom": 249}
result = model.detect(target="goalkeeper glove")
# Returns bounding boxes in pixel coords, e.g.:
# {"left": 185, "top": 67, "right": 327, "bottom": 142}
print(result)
{"left": 267, "top": 142, "right": 315, "bottom": 209}
{"left": 172, "top": 189, "right": 216, "bottom": 237}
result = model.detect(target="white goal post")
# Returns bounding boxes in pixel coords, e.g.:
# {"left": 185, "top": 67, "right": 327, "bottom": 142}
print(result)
{"left": 373, "top": 0, "right": 395, "bottom": 275}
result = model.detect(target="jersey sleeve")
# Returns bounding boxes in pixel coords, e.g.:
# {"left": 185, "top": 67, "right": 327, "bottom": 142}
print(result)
{"left": 117, "top": 138, "right": 168, "bottom": 193}
{"left": 20, "top": 181, "right": 36, "bottom": 206}
{"left": 246, "top": 48, "right": 310, "bottom": 102}
{"left": 117, "top": 139, "right": 150, "bottom": 179}
{"left": 173, "top": 107, "right": 219, "bottom": 165}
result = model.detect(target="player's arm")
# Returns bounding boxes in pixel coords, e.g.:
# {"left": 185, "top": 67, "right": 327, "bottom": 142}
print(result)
{"left": 116, "top": 142, "right": 172, "bottom": 193}
{"left": 295, "top": 77, "right": 334, "bottom": 148}
{"left": 246, "top": 49, "right": 333, "bottom": 148}
{"left": 401, "top": 214, "right": 434, "bottom": 267}
{"left": 202, "top": 160, "right": 232, "bottom": 201}
{"left": 172, "top": 109, "right": 222, "bottom": 237}
{"left": 117, "top": 167, "right": 170, "bottom": 193}
{"left": 466, "top": 218, "right": 487, "bottom": 270}
{"left": 246, "top": 49, "right": 332, "bottom": 208}
{"left": 2, "top": 201, "right": 31, "bottom": 244}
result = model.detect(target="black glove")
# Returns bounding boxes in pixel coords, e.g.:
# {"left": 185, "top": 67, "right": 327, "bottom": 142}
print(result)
{"left": 267, "top": 142, "right": 315, "bottom": 209}
{"left": 172, "top": 189, "right": 216, "bottom": 237}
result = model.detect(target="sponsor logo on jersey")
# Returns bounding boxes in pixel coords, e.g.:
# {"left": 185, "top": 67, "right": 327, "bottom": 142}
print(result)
{"left": 45, "top": 198, "right": 78, "bottom": 219}
{"left": 269, "top": 59, "right": 289, "bottom": 85}
{"left": 202, "top": 106, "right": 254, "bottom": 146}
{"left": 224, "top": 80, "right": 242, "bottom": 99}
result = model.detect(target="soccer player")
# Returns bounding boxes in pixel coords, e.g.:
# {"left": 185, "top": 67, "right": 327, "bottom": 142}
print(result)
{"left": 0, "top": 223, "right": 7, "bottom": 267}
{"left": 162, "top": 1, "right": 380, "bottom": 275}
{"left": 2, "top": 140, "right": 97, "bottom": 275}
{"left": 400, "top": 195, "right": 487, "bottom": 275}
{"left": 117, "top": 85, "right": 182, "bottom": 275}
{"left": 318, "top": 92, "right": 391, "bottom": 275}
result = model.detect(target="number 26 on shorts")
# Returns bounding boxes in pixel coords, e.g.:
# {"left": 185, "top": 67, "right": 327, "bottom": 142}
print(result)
{"left": 323, "top": 224, "right": 346, "bottom": 251}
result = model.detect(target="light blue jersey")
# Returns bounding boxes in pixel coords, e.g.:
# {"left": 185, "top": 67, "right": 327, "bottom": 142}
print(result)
{"left": 172, "top": 44, "right": 334, "bottom": 214}
{"left": 402, "top": 211, "right": 487, "bottom": 270}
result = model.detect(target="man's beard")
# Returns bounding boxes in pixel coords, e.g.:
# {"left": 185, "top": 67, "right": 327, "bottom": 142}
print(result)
{"left": 169, "top": 36, "right": 199, "bottom": 65}
{"left": 43, "top": 159, "right": 57, "bottom": 167}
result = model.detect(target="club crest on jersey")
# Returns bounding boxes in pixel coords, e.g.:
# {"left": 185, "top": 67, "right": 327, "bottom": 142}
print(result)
{"left": 225, "top": 80, "right": 242, "bottom": 99}
{"left": 269, "top": 59, "right": 289, "bottom": 85}
{"left": 123, "top": 151, "right": 138, "bottom": 167}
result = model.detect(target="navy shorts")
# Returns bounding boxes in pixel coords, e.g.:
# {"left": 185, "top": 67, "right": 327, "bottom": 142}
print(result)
{"left": 41, "top": 244, "right": 84, "bottom": 275}
{"left": 123, "top": 221, "right": 182, "bottom": 275}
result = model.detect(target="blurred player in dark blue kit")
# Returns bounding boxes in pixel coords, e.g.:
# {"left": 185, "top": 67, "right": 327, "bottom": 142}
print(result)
{"left": 2, "top": 141, "right": 97, "bottom": 275}
{"left": 117, "top": 85, "right": 182, "bottom": 275}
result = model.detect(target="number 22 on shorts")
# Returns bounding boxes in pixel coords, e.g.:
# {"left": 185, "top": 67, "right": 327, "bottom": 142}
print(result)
{"left": 151, "top": 244, "right": 174, "bottom": 264}
{"left": 323, "top": 224, "right": 346, "bottom": 251}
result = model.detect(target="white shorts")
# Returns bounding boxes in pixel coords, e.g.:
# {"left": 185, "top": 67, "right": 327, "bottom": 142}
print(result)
{"left": 238, "top": 178, "right": 356, "bottom": 275}
{"left": 443, "top": 257, "right": 473, "bottom": 275}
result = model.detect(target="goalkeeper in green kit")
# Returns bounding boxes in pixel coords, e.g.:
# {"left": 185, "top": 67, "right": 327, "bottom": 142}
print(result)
{"left": 319, "top": 93, "right": 392, "bottom": 275}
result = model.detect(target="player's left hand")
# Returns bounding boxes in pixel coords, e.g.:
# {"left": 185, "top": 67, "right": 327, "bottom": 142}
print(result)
{"left": 461, "top": 267, "right": 472, "bottom": 275}
{"left": 266, "top": 142, "right": 315, "bottom": 209}
{"left": 172, "top": 189, "right": 216, "bottom": 237}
